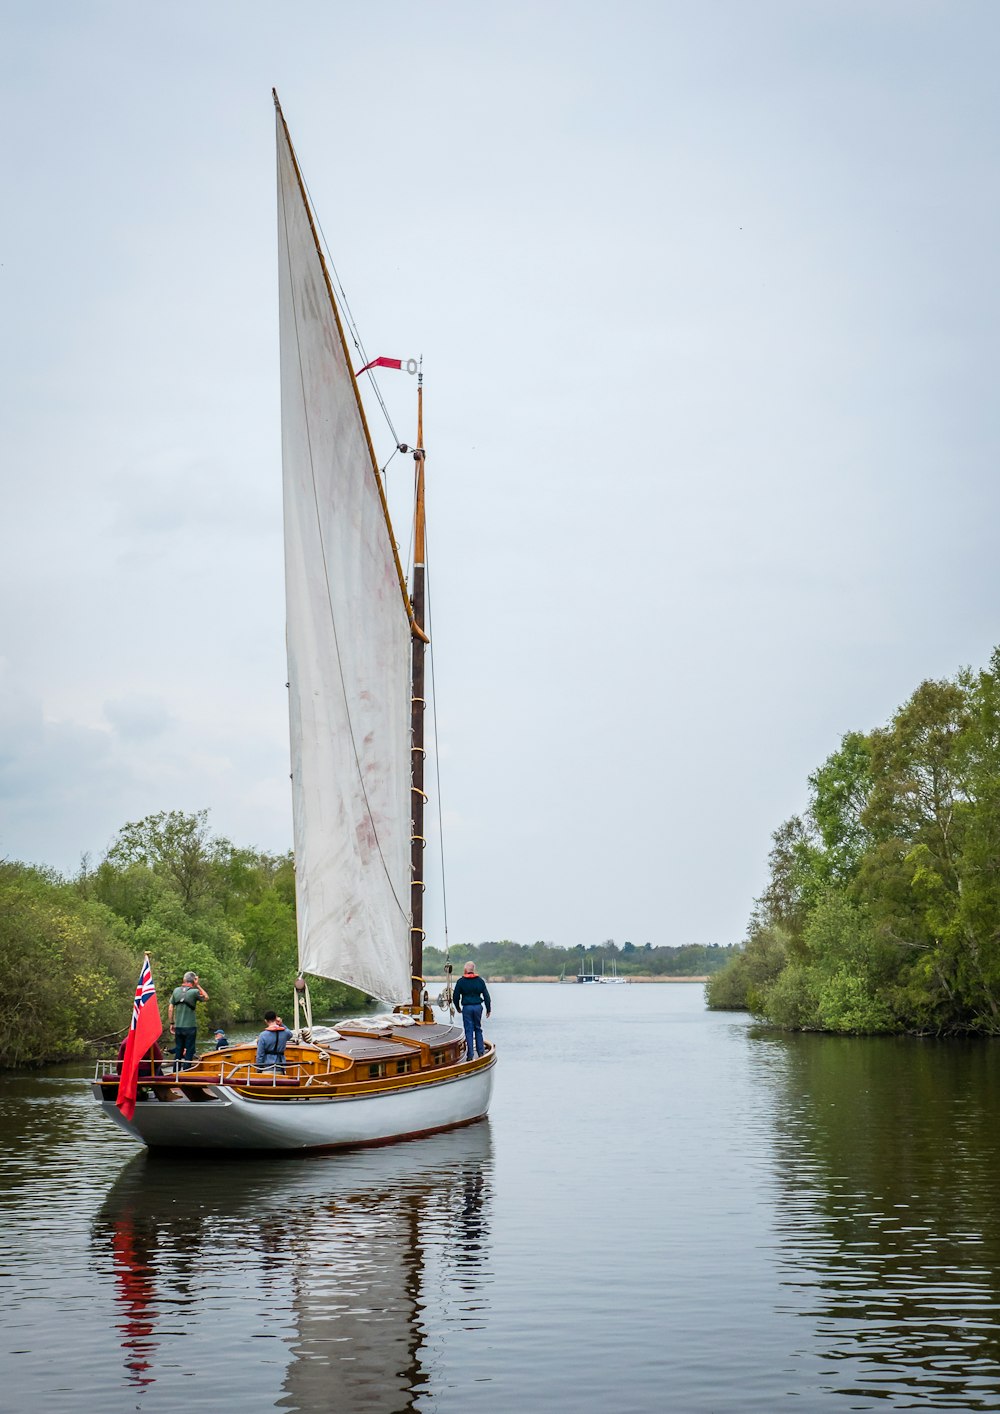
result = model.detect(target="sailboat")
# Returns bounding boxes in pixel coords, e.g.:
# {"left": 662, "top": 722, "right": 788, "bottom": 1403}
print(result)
{"left": 91, "top": 94, "right": 496, "bottom": 1150}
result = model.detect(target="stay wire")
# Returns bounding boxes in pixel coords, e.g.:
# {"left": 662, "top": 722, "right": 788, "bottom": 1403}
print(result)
{"left": 302, "top": 173, "right": 401, "bottom": 449}
{"left": 381, "top": 442, "right": 402, "bottom": 490}
{"left": 424, "top": 524, "right": 451, "bottom": 972}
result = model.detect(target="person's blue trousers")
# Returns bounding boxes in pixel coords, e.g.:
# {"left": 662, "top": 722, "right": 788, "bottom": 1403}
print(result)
{"left": 461, "top": 1004, "right": 484, "bottom": 1060}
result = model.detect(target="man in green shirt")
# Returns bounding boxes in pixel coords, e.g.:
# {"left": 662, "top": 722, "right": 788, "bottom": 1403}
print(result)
{"left": 168, "top": 970, "right": 209, "bottom": 1067}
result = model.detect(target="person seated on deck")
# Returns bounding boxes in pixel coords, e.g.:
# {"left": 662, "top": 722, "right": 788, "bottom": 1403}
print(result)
{"left": 116, "top": 1038, "right": 164, "bottom": 1078}
{"left": 255, "top": 1011, "right": 292, "bottom": 1071}
{"left": 212, "top": 1027, "right": 230, "bottom": 1049}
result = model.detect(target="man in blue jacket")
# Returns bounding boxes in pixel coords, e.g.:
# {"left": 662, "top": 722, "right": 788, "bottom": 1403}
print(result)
{"left": 453, "top": 961, "right": 491, "bottom": 1062}
{"left": 255, "top": 1011, "right": 292, "bottom": 1070}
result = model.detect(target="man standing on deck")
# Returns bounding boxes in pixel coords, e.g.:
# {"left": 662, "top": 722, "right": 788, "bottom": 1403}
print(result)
{"left": 453, "top": 961, "right": 491, "bottom": 1062}
{"left": 168, "top": 971, "right": 208, "bottom": 1068}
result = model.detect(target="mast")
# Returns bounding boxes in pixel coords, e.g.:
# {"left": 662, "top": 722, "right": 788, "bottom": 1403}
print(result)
{"left": 410, "top": 376, "right": 427, "bottom": 1009}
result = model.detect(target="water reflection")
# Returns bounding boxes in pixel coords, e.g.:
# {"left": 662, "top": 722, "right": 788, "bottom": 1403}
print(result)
{"left": 107, "top": 1209, "right": 158, "bottom": 1388}
{"left": 753, "top": 1031, "right": 1000, "bottom": 1408}
{"left": 93, "top": 1123, "right": 494, "bottom": 1412}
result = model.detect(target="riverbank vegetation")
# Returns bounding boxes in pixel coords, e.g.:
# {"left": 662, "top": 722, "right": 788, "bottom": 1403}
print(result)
{"left": 707, "top": 649, "right": 1000, "bottom": 1034}
{"left": 424, "top": 939, "right": 736, "bottom": 979}
{"left": 0, "top": 810, "right": 365, "bottom": 1067}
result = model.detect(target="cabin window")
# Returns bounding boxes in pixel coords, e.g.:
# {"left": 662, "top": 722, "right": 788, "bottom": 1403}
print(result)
{"left": 396, "top": 1060, "right": 409, "bottom": 1075}
{"left": 367, "top": 1063, "right": 385, "bottom": 1079}
{"left": 432, "top": 1051, "right": 445, "bottom": 1066}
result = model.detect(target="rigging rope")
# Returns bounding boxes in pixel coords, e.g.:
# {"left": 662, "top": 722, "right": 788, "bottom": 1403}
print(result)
{"left": 301, "top": 172, "right": 402, "bottom": 449}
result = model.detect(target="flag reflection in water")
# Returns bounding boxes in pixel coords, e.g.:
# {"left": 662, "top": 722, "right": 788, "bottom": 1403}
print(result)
{"left": 108, "top": 1215, "right": 158, "bottom": 1388}
{"left": 93, "top": 1122, "right": 493, "bottom": 1407}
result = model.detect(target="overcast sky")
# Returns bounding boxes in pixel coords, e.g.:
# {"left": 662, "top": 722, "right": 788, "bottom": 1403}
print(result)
{"left": 2, "top": 1, "right": 999, "bottom": 953}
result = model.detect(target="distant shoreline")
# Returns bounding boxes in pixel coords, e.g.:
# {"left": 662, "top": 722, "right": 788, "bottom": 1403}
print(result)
{"left": 424, "top": 975, "right": 709, "bottom": 984}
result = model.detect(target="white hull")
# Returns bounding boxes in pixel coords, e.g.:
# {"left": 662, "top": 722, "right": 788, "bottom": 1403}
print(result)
{"left": 95, "top": 1053, "right": 496, "bottom": 1152}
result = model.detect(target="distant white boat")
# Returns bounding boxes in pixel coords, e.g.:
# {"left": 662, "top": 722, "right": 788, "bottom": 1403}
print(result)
{"left": 599, "top": 960, "right": 630, "bottom": 985}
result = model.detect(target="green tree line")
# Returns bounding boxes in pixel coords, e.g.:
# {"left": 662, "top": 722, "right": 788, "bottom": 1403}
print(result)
{"left": 0, "top": 810, "right": 365, "bottom": 1068}
{"left": 707, "top": 648, "right": 1000, "bottom": 1034}
{"left": 424, "top": 939, "right": 737, "bottom": 978}
{"left": 0, "top": 810, "right": 732, "bottom": 1068}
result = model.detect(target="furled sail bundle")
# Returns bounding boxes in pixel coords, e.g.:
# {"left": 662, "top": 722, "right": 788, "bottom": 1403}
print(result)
{"left": 275, "top": 111, "right": 412, "bottom": 1002}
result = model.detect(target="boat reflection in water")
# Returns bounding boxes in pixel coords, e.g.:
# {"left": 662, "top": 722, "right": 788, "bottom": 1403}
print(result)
{"left": 93, "top": 1122, "right": 494, "bottom": 1410}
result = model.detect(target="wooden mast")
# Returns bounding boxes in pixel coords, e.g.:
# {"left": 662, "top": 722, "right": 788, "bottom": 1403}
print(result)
{"left": 410, "top": 375, "right": 428, "bottom": 1011}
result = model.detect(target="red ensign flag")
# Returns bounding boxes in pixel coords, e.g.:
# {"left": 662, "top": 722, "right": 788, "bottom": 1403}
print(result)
{"left": 116, "top": 956, "right": 163, "bottom": 1122}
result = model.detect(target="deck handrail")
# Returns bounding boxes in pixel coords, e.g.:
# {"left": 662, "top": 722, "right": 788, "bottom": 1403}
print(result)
{"left": 93, "top": 1058, "right": 312, "bottom": 1085}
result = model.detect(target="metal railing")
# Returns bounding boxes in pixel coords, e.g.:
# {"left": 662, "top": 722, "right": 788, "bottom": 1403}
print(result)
{"left": 94, "top": 1055, "right": 339, "bottom": 1086}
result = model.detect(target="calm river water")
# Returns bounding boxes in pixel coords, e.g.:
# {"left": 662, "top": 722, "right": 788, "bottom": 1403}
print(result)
{"left": 1, "top": 982, "right": 999, "bottom": 1412}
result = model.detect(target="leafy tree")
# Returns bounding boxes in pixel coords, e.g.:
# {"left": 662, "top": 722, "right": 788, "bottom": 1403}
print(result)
{"left": 808, "top": 731, "right": 874, "bottom": 884}
{"left": 750, "top": 815, "right": 819, "bottom": 943}
{"left": 0, "top": 864, "right": 136, "bottom": 1065}
{"left": 710, "top": 649, "right": 1000, "bottom": 1034}
{"left": 705, "top": 924, "right": 791, "bottom": 1013}
{"left": 105, "top": 809, "right": 221, "bottom": 910}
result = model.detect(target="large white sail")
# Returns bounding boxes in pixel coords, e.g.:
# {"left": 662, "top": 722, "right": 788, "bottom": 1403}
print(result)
{"left": 276, "top": 111, "right": 412, "bottom": 1003}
